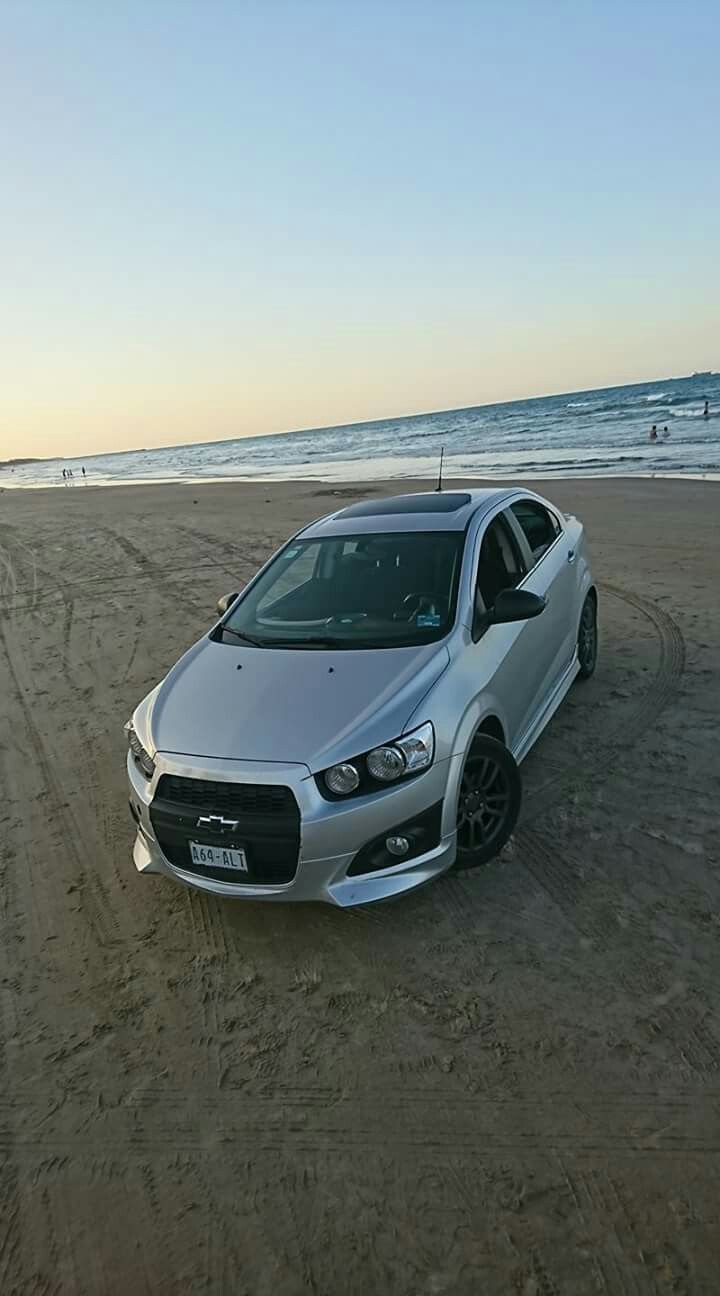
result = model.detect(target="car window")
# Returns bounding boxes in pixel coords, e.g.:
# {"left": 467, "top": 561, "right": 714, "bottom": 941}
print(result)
{"left": 256, "top": 541, "right": 321, "bottom": 610}
{"left": 476, "top": 515, "right": 525, "bottom": 609}
{"left": 510, "top": 500, "right": 561, "bottom": 564}
{"left": 222, "top": 530, "right": 465, "bottom": 648}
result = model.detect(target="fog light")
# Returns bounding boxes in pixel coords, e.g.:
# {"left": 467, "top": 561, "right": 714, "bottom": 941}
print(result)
{"left": 386, "top": 835, "right": 410, "bottom": 857}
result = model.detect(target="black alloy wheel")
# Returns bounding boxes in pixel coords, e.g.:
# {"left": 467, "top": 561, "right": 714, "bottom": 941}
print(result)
{"left": 577, "top": 593, "right": 598, "bottom": 679}
{"left": 455, "top": 735, "right": 522, "bottom": 870}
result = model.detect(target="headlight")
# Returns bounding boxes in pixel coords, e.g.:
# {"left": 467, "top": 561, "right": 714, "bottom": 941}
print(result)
{"left": 126, "top": 723, "right": 156, "bottom": 781}
{"left": 324, "top": 762, "right": 360, "bottom": 796}
{"left": 367, "top": 722, "right": 435, "bottom": 781}
{"left": 395, "top": 722, "right": 435, "bottom": 773}
{"left": 366, "top": 746, "right": 406, "bottom": 782}
{"left": 320, "top": 723, "right": 434, "bottom": 798}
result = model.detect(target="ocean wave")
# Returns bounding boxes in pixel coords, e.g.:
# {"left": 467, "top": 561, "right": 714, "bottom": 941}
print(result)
{"left": 669, "top": 408, "right": 712, "bottom": 419}
{"left": 567, "top": 394, "right": 678, "bottom": 416}
{"left": 506, "top": 454, "right": 646, "bottom": 471}
{"left": 581, "top": 398, "right": 643, "bottom": 415}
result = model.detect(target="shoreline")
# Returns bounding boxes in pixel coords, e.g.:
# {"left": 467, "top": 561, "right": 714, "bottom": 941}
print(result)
{"left": 2, "top": 468, "right": 720, "bottom": 493}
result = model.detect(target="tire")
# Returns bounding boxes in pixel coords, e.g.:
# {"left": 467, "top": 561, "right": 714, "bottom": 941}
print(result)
{"left": 454, "top": 735, "right": 522, "bottom": 870}
{"left": 577, "top": 592, "right": 598, "bottom": 680}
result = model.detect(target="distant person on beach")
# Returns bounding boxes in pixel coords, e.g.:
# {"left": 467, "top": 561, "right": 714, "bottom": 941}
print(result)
{"left": 649, "top": 424, "right": 658, "bottom": 441}
{"left": 704, "top": 400, "right": 710, "bottom": 418}
{"left": 82, "top": 466, "right": 86, "bottom": 481}
{"left": 662, "top": 425, "right": 670, "bottom": 439}
{"left": 62, "top": 468, "right": 66, "bottom": 482}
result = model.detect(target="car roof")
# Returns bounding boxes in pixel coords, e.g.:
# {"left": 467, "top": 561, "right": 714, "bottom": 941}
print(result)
{"left": 300, "top": 488, "right": 518, "bottom": 537}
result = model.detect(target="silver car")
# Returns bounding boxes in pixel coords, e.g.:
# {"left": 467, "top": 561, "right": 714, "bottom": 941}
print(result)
{"left": 126, "top": 488, "right": 597, "bottom": 906}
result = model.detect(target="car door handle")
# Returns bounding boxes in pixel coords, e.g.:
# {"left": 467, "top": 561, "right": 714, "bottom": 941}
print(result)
{"left": 567, "top": 549, "right": 575, "bottom": 564}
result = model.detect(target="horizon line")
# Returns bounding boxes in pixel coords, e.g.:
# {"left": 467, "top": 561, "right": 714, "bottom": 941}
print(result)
{"left": 4, "top": 368, "right": 714, "bottom": 467}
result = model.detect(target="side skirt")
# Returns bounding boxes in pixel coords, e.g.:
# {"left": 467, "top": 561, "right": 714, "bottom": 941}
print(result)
{"left": 512, "top": 653, "right": 580, "bottom": 765}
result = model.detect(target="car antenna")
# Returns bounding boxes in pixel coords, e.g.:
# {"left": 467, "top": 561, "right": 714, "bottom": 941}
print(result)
{"left": 435, "top": 446, "right": 444, "bottom": 492}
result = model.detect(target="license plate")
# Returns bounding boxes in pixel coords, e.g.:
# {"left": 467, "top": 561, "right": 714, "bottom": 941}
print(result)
{"left": 189, "top": 841, "right": 248, "bottom": 873}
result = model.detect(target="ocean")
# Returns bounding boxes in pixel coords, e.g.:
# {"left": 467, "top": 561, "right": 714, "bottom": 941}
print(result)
{"left": 2, "top": 372, "right": 719, "bottom": 490}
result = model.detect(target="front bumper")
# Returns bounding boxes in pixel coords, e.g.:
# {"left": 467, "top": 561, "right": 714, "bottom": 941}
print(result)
{"left": 127, "top": 750, "right": 461, "bottom": 906}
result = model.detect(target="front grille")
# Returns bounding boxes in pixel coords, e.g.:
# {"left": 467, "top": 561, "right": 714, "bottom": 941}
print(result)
{"left": 158, "top": 775, "right": 296, "bottom": 817}
{"left": 150, "top": 776, "right": 300, "bottom": 885}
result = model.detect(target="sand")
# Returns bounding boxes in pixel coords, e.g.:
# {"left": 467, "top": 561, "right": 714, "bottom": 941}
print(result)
{"left": 0, "top": 474, "right": 718, "bottom": 1294}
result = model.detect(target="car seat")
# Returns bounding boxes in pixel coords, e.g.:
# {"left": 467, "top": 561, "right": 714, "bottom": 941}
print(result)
{"left": 478, "top": 530, "right": 512, "bottom": 608}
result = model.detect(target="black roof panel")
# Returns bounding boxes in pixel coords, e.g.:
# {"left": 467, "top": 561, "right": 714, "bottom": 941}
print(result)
{"left": 338, "top": 492, "right": 472, "bottom": 518}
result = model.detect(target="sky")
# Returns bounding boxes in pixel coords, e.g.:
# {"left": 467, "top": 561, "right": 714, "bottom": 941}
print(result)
{"left": 1, "top": 0, "right": 719, "bottom": 459}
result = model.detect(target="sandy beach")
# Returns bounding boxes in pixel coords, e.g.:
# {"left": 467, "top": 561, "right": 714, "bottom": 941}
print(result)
{"left": 0, "top": 474, "right": 718, "bottom": 1293}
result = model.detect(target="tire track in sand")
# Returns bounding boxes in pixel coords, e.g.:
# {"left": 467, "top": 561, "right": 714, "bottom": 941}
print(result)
{"left": 102, "top": 528, "right": 209, "bottom": 621}
{"left": 0, "top": 616, "right": 120, "bottom": 951}
{"left": 94, "top": 526, "right": 248, "bottom": 966}
{"left": 512, "top": 583, "right": 686, "bottom": 943}
{"left": 521, "top": 581, "right": 685, "bottom": 823}
{"left": 434, "top": 584, "right": 689, "bottom": 987}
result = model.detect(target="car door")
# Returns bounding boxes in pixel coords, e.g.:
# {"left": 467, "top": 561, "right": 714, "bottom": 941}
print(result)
{"left": 507, "top": 498, "right": 577, "bottom": 698}
{"left": 471, "top": 510, "right": 540, "bottom": 748}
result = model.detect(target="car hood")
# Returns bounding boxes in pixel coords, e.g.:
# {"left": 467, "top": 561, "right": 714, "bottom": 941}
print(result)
{"left": 141, "top": 637, "right": 450, "bottom": 771}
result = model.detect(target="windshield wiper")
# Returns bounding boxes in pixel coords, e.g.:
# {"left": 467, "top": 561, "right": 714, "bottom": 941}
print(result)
{"left": 217, "top": 626, "right": 267, "bottom": 647}
{"left": 217, "top": 626, "right": 341, "bottom": 649}
{"left": 263, "top": 636, "right": 346, "bottom": 648}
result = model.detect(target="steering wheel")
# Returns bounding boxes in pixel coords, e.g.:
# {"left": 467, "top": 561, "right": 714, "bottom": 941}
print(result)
{"left": 398, "top": 592, "right": 439, "bottom": 621}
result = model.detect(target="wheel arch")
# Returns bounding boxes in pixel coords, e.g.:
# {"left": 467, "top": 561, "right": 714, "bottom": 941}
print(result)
{"left": 576, "top": 583, "right": 599, "bottom": 681}
{"left": 454, "top": 727, "right": 522, "bottom": 870}
{"left": 578, "top": 582, "right": 598, "bottom": 634}
{"left": 439, "top": 702, "right": 512, "bottom": 841}
{"left": 473, "top": 714, "right": 506, "bottom": 747}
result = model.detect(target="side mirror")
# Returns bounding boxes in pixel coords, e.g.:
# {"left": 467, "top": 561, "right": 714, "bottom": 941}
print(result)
{"left": 216, "top": 591, "right": 240, "bottom": 617}
{"left": 472, "top": 588, "right": 546, "bottom": 640}
{"left": 490, "top": 589, "right": 547, "bottom": 625}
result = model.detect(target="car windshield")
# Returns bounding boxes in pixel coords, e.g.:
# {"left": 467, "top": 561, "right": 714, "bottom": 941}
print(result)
{"left": 219, "top": 531, "right": 465, "bottom": 649}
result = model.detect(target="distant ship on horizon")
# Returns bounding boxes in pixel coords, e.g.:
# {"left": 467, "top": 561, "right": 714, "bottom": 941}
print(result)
{"left": 691, "top": 370, "right": 715, "bottom": 378}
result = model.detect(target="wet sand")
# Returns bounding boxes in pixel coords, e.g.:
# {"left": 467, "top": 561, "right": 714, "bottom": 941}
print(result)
{"left": 0, "top": 475, "right": 718, "bottom": 1293}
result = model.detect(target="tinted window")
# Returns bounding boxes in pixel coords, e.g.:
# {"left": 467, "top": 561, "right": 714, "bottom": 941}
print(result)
{"left": 220, "top": 531, "right": 465, "bottom": 649}
{"left": 476, "top": 515, "right": 525, "bottom": 609}
{"left": 510, "top": 501, "right": 560, "bottom": 563}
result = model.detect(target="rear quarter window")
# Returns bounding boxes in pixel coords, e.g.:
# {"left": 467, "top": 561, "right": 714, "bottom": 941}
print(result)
{"left": 510, "top": 500, "right": 561, "bottom": 562}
